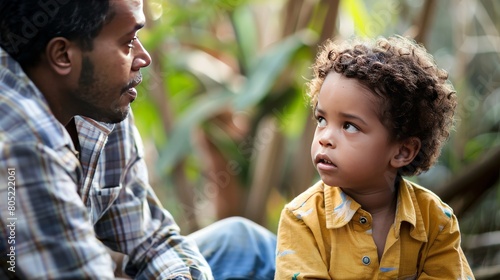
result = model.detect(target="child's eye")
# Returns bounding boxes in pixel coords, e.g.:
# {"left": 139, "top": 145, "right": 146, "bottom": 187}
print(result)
{"left": 343, "top": 122, "right": 359, "bottom": 133}
{"left": 316, "top": 117, "right": 327, "bottom": 128}
{"left": 128, "top": 36, "right": 138, "bottom": 48}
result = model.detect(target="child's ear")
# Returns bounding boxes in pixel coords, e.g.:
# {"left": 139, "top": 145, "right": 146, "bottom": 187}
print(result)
{"left": 391, "top": 137, "right": 421, "bottom": 168}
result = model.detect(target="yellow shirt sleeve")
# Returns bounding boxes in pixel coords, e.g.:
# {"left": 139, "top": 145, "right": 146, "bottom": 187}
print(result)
{"left": 275, "top": 207, "right": 331, "bottom": 280}
{"left": 417, "top": 213, "right": 474, "bottom": 279}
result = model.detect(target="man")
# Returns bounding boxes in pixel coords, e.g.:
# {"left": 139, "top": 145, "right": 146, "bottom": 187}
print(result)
{"left": 0, "top": 1, "right": 276, "bottom": 279}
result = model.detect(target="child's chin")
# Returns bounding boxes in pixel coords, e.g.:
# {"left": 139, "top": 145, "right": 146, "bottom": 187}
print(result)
{"left": 320, "top": 177, "right": 339, "bottom": 187}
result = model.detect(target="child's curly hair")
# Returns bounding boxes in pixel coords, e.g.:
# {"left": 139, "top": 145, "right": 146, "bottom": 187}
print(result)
{"left": 307, "top": 35, "right": 457, "bottom": 176}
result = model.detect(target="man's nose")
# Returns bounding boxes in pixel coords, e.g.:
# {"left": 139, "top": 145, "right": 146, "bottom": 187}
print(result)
{"left": 132, "top": 39, "right": 152, "bottom": 71}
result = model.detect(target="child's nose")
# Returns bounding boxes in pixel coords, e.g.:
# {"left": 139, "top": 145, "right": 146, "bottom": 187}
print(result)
{"left": 319, "top": 128, "right": 336, "bottom": 148}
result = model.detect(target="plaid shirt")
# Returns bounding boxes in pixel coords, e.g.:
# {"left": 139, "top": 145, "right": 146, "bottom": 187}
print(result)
{"left": 0, "top": 48, "right": 212, "bottom": 279}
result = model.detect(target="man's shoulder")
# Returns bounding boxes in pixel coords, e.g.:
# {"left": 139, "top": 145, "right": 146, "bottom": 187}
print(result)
{"left": 0, "top": 83, "right": 68, "bottom": 149}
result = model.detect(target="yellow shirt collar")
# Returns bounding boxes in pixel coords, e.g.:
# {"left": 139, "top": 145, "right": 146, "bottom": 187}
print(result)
{"left": 323, "top": 179, "right": 428, "bottom": 242}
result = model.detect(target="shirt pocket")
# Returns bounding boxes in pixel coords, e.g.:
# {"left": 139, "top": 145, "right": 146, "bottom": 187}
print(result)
{"left": 89, "top": 184, "right": 122, "bottom": 224}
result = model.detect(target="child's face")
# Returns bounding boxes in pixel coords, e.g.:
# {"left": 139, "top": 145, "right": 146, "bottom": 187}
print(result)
{"left": 311, "top": 72, "right": 401, "bottom": 192}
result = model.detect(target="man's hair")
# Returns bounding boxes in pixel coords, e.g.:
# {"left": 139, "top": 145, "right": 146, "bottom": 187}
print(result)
{"left": 0, "top": 0, "right": 112, "bottom": 67}
{"left": 307, "top": 35, "right": 457, "bottom": 176}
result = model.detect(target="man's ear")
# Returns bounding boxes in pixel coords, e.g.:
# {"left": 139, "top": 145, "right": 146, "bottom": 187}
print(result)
{"left": 45, "top": 37, "right": 79, "bottom": 76}
{"left": 391, "top": 137, "right": 421, "bottom": 168}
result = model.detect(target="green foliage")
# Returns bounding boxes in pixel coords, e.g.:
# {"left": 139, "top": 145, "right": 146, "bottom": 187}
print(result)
{"left": 133, "top": 0, "right": 500, "bottom": 241}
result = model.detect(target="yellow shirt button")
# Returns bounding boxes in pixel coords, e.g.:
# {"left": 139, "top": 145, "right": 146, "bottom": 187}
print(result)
{"left": 360, "top": 216, "right": 367, "bottom": 224}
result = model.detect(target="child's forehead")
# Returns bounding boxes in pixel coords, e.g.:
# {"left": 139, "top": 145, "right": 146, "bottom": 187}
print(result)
{"left": 321, "top": 72, "right": 381, "bottom": 98}
{"left": 316, "top": 72, "right": 385, "bottom": 109}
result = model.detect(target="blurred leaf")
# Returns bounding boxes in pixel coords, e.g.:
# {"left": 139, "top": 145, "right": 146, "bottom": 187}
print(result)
{"left": 233, "top": 31, "right": 312, "bottom": 110}
{"left": 156, "top": 91, "right": 234, "bottom": 174}
{"left": 232, "top": 5, "right": 259, "bottom": 72}
{"left": 463, "top": 133, "right": 500, "bottom": 163}
{"left": 341, "top": 0, "right": 370, "bottom": 37}
{"left": 142, "top": 22, "right": 173, "bottom": 51}
{"left": 484, "top": 101, "right": 500, "bottom": 127}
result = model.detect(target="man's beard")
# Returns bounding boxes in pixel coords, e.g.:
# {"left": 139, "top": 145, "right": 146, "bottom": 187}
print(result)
{"left": 74, "top": 56, "right": 130, "bottom": 123}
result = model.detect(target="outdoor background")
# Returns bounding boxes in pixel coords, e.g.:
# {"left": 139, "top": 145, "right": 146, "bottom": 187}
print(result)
{"left": 131, "top": 0, "right": 499, "bottom": 278}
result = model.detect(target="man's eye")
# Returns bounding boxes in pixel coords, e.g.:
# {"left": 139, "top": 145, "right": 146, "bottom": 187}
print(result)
{"left": 128, "top": 36, "right": 138, "bottom": 48}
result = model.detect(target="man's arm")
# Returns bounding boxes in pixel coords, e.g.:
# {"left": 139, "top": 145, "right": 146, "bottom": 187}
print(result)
{"left": 92, "top": 116, "right": 213, "bottom": 279}
{"left": 0, "top": 142, "right": 115, "bottom": 279}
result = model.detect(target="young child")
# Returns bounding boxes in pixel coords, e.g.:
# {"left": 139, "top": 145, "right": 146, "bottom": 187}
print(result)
{"left": 275, "top": 36, "right": 474, "bottom": 279}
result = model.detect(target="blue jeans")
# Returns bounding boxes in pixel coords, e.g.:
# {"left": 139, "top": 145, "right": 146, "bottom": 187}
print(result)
{"left": 189, "top": 217, "right": 276, "bottom": 280}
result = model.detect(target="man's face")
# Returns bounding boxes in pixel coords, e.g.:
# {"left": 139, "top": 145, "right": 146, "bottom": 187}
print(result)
{"left": 71, "top": 0, "right": 151, "bottom": 123}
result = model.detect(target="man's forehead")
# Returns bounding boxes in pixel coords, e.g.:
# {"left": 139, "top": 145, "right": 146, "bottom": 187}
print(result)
{"left": 105, "top": 0, "right": 145, "bottom": 28}
{"left": 109, "top": 0, "right": 144, "bottom": 10}
{"left": 109, "top": 0, "right": 144, "bottom": 18}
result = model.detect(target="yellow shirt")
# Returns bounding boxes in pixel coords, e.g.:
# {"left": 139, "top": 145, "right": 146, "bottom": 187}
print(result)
{"left": 275, "top": 179, "right": 474, "bottom": 280}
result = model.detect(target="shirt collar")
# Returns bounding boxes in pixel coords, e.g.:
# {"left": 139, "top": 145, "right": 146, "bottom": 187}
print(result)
{"left": 394, "top": 179, "right": 428, "bottom": 242}
{"left": 324, "top": 185, "right": 361, "bottom": 229}
{"left": 75, "top": 116, "right": 115, "bottom": 136}
{"left": 73, "top": 116, "right": 115, "bottom": 204}
{"left": 324, "top": 179, "right": 428, "bottom": 242}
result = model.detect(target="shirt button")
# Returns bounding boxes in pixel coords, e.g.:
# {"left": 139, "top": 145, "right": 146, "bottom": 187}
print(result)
{"left": 362, "top": 256, "right": 371, "bottom": 265}
{"left": 359, "top": 216, "right": 367, "bottom": 224}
